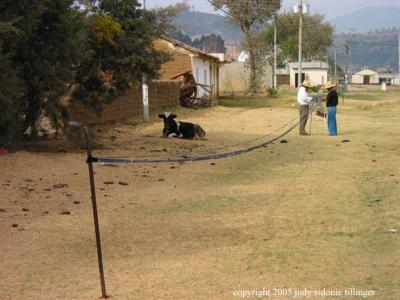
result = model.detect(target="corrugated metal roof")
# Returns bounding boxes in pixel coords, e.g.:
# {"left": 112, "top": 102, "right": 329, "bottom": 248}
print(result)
{"left": 288, "top": 61, "right": 329, "bottom": 69}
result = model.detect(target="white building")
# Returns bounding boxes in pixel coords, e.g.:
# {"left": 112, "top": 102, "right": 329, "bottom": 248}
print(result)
{"left": 153, "top": 36, "right": 228, "bottom": 102}
{"left": 352, "top": 68, "right": 379, "bottom": 85}
{"left": 288, "top": 61, "right": 329, "bottom": 87}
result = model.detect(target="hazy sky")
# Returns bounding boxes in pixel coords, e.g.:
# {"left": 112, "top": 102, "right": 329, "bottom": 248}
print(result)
{"left": 146, "top": 0, "right": 400, "bottom": 19}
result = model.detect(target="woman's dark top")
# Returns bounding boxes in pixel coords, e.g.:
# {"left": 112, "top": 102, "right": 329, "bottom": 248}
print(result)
{"left": 326, "top": 89, "right": 338, "bottom": 107}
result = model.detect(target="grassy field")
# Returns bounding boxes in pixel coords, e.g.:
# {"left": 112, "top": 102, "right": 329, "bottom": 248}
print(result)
{"left": 0, "top": 87, "right": 399, "bottom": 299}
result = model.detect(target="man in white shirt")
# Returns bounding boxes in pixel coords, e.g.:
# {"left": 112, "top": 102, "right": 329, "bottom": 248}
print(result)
{"left": 297, "top": 80, "right": 313, "bottom": 135}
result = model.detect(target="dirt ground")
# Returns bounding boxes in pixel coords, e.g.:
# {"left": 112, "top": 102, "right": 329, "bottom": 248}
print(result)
{"left": 1, "top": 89, "right": 400, "bottom": 299}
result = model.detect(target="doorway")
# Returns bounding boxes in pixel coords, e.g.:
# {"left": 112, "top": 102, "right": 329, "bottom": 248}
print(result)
{"left": 295, "top": 73, "right": 306, "bottom": 87}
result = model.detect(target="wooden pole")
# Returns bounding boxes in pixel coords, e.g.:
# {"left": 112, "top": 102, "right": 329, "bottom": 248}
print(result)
{"left": 345, "top": 41, "right": 350, "bottom": 95}
{"left": 84, "top": 127, "right": 107, "bottom": 299}
{"left": 334, "top": 51, "right": 337, "bottom": 83}
{"left": 298, "top": 0, "right": 303, "bottom": 88}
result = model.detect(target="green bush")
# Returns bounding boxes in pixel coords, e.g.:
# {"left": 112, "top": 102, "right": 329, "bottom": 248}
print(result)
{"left": 267, "top": 87, "right": 278, "bottom": 97}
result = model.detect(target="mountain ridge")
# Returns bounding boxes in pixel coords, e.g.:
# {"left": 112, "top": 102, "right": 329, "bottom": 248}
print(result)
{"left": 171, "top": 8, "right": 400, "bottom": 71}
{"left": 330, "top": 6, "right": 400, "bottom": 33}
{"left": 173, "top": 10, "right": 241, "bottom": 43}
{"left": 173, "top": 7, "right": 400, "bottom": 40}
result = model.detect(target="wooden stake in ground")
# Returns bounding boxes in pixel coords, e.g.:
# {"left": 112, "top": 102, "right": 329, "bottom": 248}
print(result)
{"left": 84, "top": 127, "right": 108, "bottom": 299}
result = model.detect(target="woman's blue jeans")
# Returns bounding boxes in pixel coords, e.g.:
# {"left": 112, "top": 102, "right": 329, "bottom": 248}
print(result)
{"left": 327, "top": 106, "right": 337, "bottom": 135}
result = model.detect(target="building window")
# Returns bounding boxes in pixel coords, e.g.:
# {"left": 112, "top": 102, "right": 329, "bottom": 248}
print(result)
{"left": 204, "top": 70, "right": 207, "bottom": 85}
{"left": 196, "top": 68, "right": 199, "bottom": 82}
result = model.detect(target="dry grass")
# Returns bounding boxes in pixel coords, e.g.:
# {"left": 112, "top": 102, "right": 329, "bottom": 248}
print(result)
{"left": 0, "top": 88, "right": 399, "bottom": 299}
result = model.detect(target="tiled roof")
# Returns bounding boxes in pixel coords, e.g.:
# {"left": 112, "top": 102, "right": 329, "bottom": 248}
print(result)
{"left": 160, "top": 35, "right": 220, "bottom": 62}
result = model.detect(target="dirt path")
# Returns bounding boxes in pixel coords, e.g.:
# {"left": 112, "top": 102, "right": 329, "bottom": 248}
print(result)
{"left": 1, "top": 96, "right": 399, "bottom": 299}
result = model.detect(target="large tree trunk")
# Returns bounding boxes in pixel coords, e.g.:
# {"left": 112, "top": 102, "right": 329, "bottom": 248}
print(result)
{"left": 244, "top": 28, "right": 258, "bottom": 94}
{"left": 248, "top": 48, "right": 257, "bottom": 94}
{"left": 24, "top": 88, "right": 40, "bottom": 138}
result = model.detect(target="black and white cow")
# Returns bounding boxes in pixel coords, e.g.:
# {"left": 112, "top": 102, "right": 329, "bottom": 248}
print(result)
{"left": 158, "top": 112, "right": 206, "bottom": 139}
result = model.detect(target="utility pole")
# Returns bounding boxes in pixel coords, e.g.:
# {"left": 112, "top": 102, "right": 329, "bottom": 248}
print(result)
{"left": 273, "top": 14, "right": 277, "bottom": 89}
{"left": 298, "top": 0, "right": 303, "bottom": 88}
{"left": 334, "top": 51, "right": 337, "bottom": 83}
{"left": 143, "top": 0, "right": 146, "bottom": 10}
{"left": 345, "top": 41, "right": 350, "bottom": 91}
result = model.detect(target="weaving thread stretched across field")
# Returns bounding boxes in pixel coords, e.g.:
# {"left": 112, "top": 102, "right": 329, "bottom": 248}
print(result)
{"left": 88, "top": 108, "right": 316, "bottom": 165}
{"left": 83, "top": 108, "right": 317, "bottom": 298}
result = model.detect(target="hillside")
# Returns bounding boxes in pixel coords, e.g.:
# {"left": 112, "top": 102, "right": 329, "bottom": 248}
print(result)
{"left": 331, "top": 7, "right": 400, "bottom": 33}
{"left": 173, "top": 7, "right": 400, "bottom": 40}
{"left": 173, "top": 10, "right": 241, "bottom": 42}
{"left": 172, "top": 9, "right": 400, "bottom": 72}
{"left": 331, "top": 30, "right": 400, "bottom": 73}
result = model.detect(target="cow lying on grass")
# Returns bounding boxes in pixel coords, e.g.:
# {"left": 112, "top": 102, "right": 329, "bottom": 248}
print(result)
{"left": 158, "top": 112, "right": 206, "bottom": 139}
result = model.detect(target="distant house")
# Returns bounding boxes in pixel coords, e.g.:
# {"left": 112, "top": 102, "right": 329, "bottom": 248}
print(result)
{"left": 238, "top": 51, "right": 249, "bottom": 63}
{"left": 378, "top": 72, "right": 400, "bottom": 85}
{"left": 352, "top": 68, "right": 379, "bottom": 85}
{"left": 288, "top": 61, "right": 329, "bottom": 87}
{"left": 153, "top": 36, "right": 227, "bottom": 103}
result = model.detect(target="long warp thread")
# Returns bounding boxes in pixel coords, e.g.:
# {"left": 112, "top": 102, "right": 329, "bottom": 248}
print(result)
{"left": 91, "top": 107, "right": 315, "bottom": 164}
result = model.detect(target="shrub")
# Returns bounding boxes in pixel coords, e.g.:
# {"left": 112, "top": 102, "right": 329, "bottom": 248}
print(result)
{"left": 267, "top": 87, "right": 278, "bottom": 97}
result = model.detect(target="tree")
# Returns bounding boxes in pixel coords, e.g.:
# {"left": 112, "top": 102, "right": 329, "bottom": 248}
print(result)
{"left": 0, "top": 0, "right": 184, "bottom": 144}
{"left": 192, "top": 34, "right": 226, "bottom": 53}
{"left": 263, "top": 13, "right": 334, "bottom": 64}
{"left": 1, "top": 0, "right": 85, "bottom": 138}
{"left": 74, "top": 0, "right": 184, "bottom": 109}
{"left": 0, "top": 21, "right": 23, "bottom": 145}
{"left": 168, "top": 29, "right": 193, "bottom": 46}
{"left": 168, "top": 30, "right": 227, "bottom": 53}
{"left": 210, "top": 0, "right": 281, "bottom": 93}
